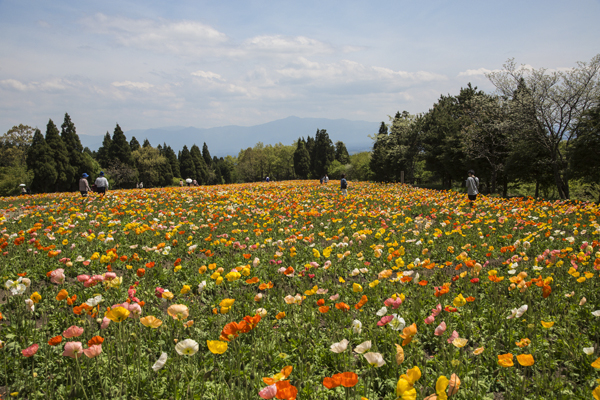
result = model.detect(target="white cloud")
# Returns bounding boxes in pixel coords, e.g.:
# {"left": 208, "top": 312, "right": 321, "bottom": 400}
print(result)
{"left": 0, "top": 78, "right": 71, "bottom": 92}
{"left": 458, "top": 68, "right": 496, "bottom": 77}
{"left": 111, "top": 81, "right": 155, "bottom": 90}
{"left": 190, "top": 71, "right": 224, "bottom": 81}
{"left": 243, "top": 35, "right": 333, "bottom": 55}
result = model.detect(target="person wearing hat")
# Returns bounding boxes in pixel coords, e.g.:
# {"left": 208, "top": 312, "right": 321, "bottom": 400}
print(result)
{"left": 95, "top": 171, "right": 109, "bottom": 196}
{"left": 79, "top": 173, "right": 91, "bottom": 197}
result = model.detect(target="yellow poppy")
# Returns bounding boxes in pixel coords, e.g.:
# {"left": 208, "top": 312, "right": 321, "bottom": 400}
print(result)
{"left": 219, "top": 299, "right": 235, "bottom": 308}
{"left": 105, "top": 307, "right": 130, "bottom": 323}
{"left": 516, "top": 354, "right": 534, "bottom": 366}
{"left": 453, "top": 294, "right": 466, "bottom": 308}
{"left": 353, "top": 283, "right": 363, "bottom": 293}
{"left": 541, "top": 321, "right": 554, "bottom": 328}
{"left": 498, "top": 353, "right": 514, "bottom": 367}
{"left": 592, "top": 357, "right": 600, "bottom": 369}
{"left": 140, "top": 316, "right": 163, "bottom": 328}
{"left": 207, "top": 340, "right": 228, "bottom": 354}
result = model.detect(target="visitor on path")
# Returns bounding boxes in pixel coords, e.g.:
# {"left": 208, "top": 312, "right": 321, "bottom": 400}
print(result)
{"left": 95, "top": 172, "right": 109, "bottom": 196}
{"left": 20, "top": 184, "right": 27, "bottom": 195}
{"left": 324, "top": 174, "right": 329, "bottom": 184}
{"left": 266, "top": 176, "right": 270, "bottom": 182}
{"left": 180, "top": 180, "right": 184, "bottom": 187}
{"left": 139, "top": 182, "right": 143, "bottom": 189}
{"left": 320, "top": 176, "right": 323, "bottom": 184}
{"left": 340, "top": 174, "right": 348, "bottom": 196}
{"left": 79, "top": 173, "right": 91, "bottom": 197}
{"left": 466, "top": 170, "right": 479, "bottom": 207}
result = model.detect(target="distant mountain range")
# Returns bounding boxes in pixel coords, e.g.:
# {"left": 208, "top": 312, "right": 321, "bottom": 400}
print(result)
{"left": 78, "top": 116, "right": 379, "bottom": 157}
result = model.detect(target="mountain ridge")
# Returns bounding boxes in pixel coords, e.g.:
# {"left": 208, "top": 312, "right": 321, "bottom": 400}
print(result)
{"left": 78, "top": 116, "right": 379, "bottom": 157}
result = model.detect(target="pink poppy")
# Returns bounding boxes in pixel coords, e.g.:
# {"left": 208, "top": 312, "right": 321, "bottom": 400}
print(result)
{"left": 329, "top": 294, "right": 340, "bottom": 301}
{"left": 77, "top": 274, "right": 91, "bottom": 282}
{"left": 434, "top": 321, "right": 447, "bottom": 336}
{"left": 50, "top": 268, "right": 65, "bottom": 284}
{"left": 101, "top": 317, "right": 111, "bottom": 329}
{"left": 104, "top": 272, "right": 117, "bottom": 280}
{"left": 384, "top": 297, "right": 402, "bottom": 309}
{"left": 22, "top": 344, "right": 39, "bottom": 357}
{"left": 424, "top": 315, "right": 435, "bottom": 324}
{"left": 63, "top": 325, "right": 84, "bottom": 338}
{"left": 83, "top": 345, "right": 102, "bottom": 358}
{"left": 447, "top": 330, "right": 459, "bottom": 344}
{"left": 82, "top": 260, "right": 91, "bottom": 266}
{"left": 63, "top": 342, "right": 83, "bottom": 359}
{"left": 377, "top": 315, "right": 394, "bottom": 326}
{"left": 258, "top": 384, "right": 277, "bottom": 399}
{"left": 431, "top": 304, "right": 442, "bottom": 317}
{"left": 91, "top": 275, "right": 104, "bottom": 283}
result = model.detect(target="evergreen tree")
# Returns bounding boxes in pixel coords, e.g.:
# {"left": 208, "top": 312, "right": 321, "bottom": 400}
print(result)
{"left": 130, "top": 137, "right": 141, "bottom": 152}
{"left": 311, "top": 129, "right": 336, "bottom": 178}
{"left": 190, "top": 144, "right": 208, "bottom": 184}
{"left": 334, "top": 141, "right": 350, "bottom": 165}
{"left": 570, "top": 102, "right": 600, "bottom": 203}
{"left": 202, "top": 142, "right": 212, "bottom": 167}
{"left": 27, "top": 129, "right": 57, "bottom": 193}
{"left": 96, "top": 132, "right": 112, "bottom": 168}
{"left": 179, "top": 146, "right": 196, "bottom": 180}
{"left": 142, "top": 139, "right": 151, "bottom": 148}
{"left": 45, "top": 119, "right": 70, "bottom": 191}
{"left": 108, "top": 124, "right": 134, "bottom": 167}
{"left": 60, "top": 113, "right": 84, "bottom": 189}
{"left": 293, "top": 138, "right": 311, "bottom": 179}
{"left": 370, "top": 121, "right": 389, "bottom": 181}
{"left": 164, "top": 145, "right": 180, "bottom": 178}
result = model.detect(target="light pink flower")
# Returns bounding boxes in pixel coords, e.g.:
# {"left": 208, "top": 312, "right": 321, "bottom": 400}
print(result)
{"left": 83, "top": 345, "right": 102, "bottom": 358}
{"left": 91, "top": 275, "right": 104, "bottom": 283}
{"left": 431, "top": 303, "right": 442, "bottom": 317}
{"left": 22, "top": 344, "right": 39, "bottom": 357}
{"left": 258, "top": 384, "right": 277, "bottom": 399}
{"left": 101, "top": 317, "right": 111, "bottom": 329}
{"left": 447, "top": 330, "right": 459, "bottom": 344}
{"left": 104, "top": 272, "right": 117, "bottom": 280}
{"left": 377, "top": 315, "right": 394, "bottom": 326}
{"left": 63, "top": 325, "right": 84, "bottom": 338}
{"left": 434, "top": 321, "right": 447, "bottom": 336}
{"left": 63, "top": 342, "right": 83, "bottom": 359}
{"left": 424, "top": 315, "right": 435, "bottom": 325}
{"left": 384, "top": 297, "right": 402, "bottom": 309}
{"left": 50, "top": 268, "right": 65, "bottom": 284}
{"left": 329, "top": 294, "right": 340, "bottom": 301}
{"left": 323, "top": 260, "right": 332, "bottom": 269}
{"left": 77, "top": 274, "right": 90, "bottom": 282}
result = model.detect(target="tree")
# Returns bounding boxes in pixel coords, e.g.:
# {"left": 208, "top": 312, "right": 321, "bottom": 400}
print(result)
{"left": 96, "top": 132, "right": 112, "bottom": 168}
{"left": 132, "top": 146, "right": 172, "bottom": 187}
{"left": 142, "top": 139, "right": 151, "bottom": 148}
{"left": 163, "top": 145, "right": 180, "bottom": 178}
{"left": 108, "top": 124, "right": 134, "bottom": 167}
{"left": 311, "top": 129, "right": 336, "bottom": 177}
{"left": 202, "top": 142, "right": 212, "bottom": 167}
{"left": 179, "top": 146, "right": 196, "bottom": 180}
{"left": 369, "top": 122, "right": 389, "bottom": 181}
{"left": 570, "top": 102, "right": 600, "bottom": 203}
{"left": 487, "top": 54, "right": 600, "bottom": 199}
{"left": 0, "top": 124, "right": 34, "bottom": 168}
{"left": 104, "top": 159, "right": 138, "bottom": 189}
{"left": 334, "top": 141, "right": 350, "bottom": 165}
{"left": 130, "top": 137, "right": 141, "bottom": 152}
{"left": 190, "top": 145, "right": 208, "bottom": 184}
{"left": 60, "top": 113, "right": 84, "bottom": 190}
{"left": 27, "top": 129, "right": 57, "bottom": 193}
{"left": 293, "top": 138, "right": 311, "bottom": 179}
{"left": 45, "top": 119, "right": 70, "bottom": 192}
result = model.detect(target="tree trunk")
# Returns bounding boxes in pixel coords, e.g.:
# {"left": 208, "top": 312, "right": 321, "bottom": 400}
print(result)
{"left": 535, "top": 180, "right": 540, "bottom": 198}
{"left": 552, "top": 161, "right": 569, "bottom": 199}
{"left": 491, "top": 169, "right": 497, "bottom": 194}
{"left": 503, "top": 176, "right": 508, "bottom": 198}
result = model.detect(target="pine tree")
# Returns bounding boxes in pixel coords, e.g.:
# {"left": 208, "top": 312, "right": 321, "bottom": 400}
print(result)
{"left": 96, "top": 132, "right": 112, "bottom": 168}
{"left": 202, "top": 142, "right": 212, "bottom": 167}
{"left": 164, "top": 145, "right": 180, "bottom": 178}
{"left": 130, "top": 137, "right": 141, "bottom": 152}
{"left": 334, "top": 141, "right": 350, "bottom": 164}
{"left": 142, "top": 139, "right": 151, "bottom": 148}
{"left": 60, "top": 113, "right": 84, "bottom": 189}
{"left": 293, "top": 138, "right": 311, "bottom": 179}
{"left": 45, "top": 119, "right": 71, "bottom": 191}
{"left": 108, "top": 124, "right": 134, "bottom": 167}
{"left": 179, "top": 146, "right": 196, "bottom": 180}
{"left": 190, "top": 145, "right": 208, "bottom": 184}
{"left": 311, "top": 129, "right": 336, "bottom": 178}
{"left": 27, "top": 129, "right": 57, "bottom": 193}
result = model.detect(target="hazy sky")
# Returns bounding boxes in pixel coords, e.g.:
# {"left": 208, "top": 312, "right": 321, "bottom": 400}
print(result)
{"left": 1, "top": 0, "right": 599, "bottom": 136}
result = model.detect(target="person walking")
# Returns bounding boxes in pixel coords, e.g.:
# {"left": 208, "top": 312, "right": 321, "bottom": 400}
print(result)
{"left": 324, "top": 174, "right": 329, "bottom": 184}
{"left": 466, "top": 169, "right": 479, "bottom": 207}
{"left": 79, "top": 173, "right": 91, "bottom": 197}
{"left": 95, "top": 171, "right": 109, "bottom": 196}
{"left": 340, "top": 174, "right": 348, "bottom": 195}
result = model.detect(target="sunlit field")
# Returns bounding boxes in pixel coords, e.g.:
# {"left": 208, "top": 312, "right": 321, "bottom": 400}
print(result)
{"left": 1, "top": 181, "right": 599, "bottom": 400}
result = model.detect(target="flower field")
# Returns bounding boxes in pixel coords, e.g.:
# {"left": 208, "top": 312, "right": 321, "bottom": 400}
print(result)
{"left": 1, "top": 180, "right": 600, "bottom": 400}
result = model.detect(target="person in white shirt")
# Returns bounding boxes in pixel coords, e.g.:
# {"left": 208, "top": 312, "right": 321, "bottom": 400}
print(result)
{"left": 466, "top": 169, "right": 479, "bottom": 207}
{"left": 95, "top": 171, "right": 109, "bottom": 196}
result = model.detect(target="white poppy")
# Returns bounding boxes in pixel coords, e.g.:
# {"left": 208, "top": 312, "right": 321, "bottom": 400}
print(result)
{"left": 388, "top": 315, "right": 406, "bottom": 331}
{"left": 351, "top": 320, "right": 362, "bottom": 334}
{"left": 583, "top": 347, "right": 595, "bottom": 355}
{"left": 591, "top": 310, "right": 600, "bottom": 317}
{"left": 175, "top": 339, "right": 199, "bottom": 356}
{"left": 330, "top": 339, "right": 349, "bottom": 353}
{"left": 376, "top": 307, "right": 388, "bottom": 317}
{"left": 152, "top": 352, "right": 168, "bottom": 371}
{"left": 354, "top": 341, "right": 372, "bottom": 354}
{"left": 85, "top": 295, "right": 104, "bottom": 307}
{"left": 363, "top": 352, "right": 386, "bottom": 367}
{"left": 198, "top": 281, "right": 206, "bottom": 292}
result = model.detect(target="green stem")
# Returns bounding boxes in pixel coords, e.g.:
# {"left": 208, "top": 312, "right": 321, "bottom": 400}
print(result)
{"left": 76, "top": 356, "right": 90, "bottom": 400}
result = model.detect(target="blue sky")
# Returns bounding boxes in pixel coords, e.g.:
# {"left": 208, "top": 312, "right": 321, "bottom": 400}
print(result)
{"left": 1, "top": 0, "right": 599, "bottom": 137}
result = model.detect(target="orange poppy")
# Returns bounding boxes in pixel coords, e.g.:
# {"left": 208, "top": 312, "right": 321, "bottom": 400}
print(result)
{"left": 17, "top": 272, "right": 27, "bottom": 277}
{"left": 317, "top": 299, "right": 325, "bottom": 306}
{"left": 275, "top": 380, "right": 297, "bottom": 400}
{"left": 88, "top": 336, "right": 104, "bottom": 346}
{"left": 335, "top": 302, "right": 350, "bottom": 311}
{"left": 242, "top": 314, "right": 262, "bottom": 330}
{"left": 275, "top": 312, "right": 286, "bottom": 320}
{"left": 66, "top": 295, "right": 77, "bottom": 306}
{"left": 259, "top": 281, "right": 274, "bottom": 290}
{"left": 498, "top": 353, "right": 514, "bottom": 367}
{"left": 323, "top": 375, "right": 342, "bottom": 389}
{"left": 418, "top": 280, "right": 428, "bottom": 286}
{"left": 56, "top": 289, "right": 69, "bottom": 301}
{"left": 220, "top": 322, "right": 242, "bottom": 341}
{"left": 145, "top": 261, "right": 155, "bottom": 268}
{"left": 245, "top": 277, "right": 259, "bottom": 284}
{"left": 466, "top": 296, "right": 476, "bottom": 302}
{"left": 48, "top": 336, "right": 62, "bottom": 346}
{"left": 72, "top": 305, "right": 83, "bottom": 315}
{"left": 355, "top": 295, "right": 368, "bottom": 310}
{"left": 243, "top": 253, "right": 252, "bottom": 259}
{"left": 318, "top": 306, "right": 330, "bottom": 313}
{"left": 338, "top": 372, "right": 358, "bottom": 387}
{"left": 137, "top": 268, "right": 145, "bottom": 277}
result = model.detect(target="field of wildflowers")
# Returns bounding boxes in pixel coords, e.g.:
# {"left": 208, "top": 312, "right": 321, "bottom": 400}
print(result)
{"left": 1, "top": 180, "right": 599, "bottom": 400}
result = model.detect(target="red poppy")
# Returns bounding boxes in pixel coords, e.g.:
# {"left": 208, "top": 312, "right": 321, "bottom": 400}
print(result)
{"left": 48, "top": 336, "right": 62, "bottom": 346}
